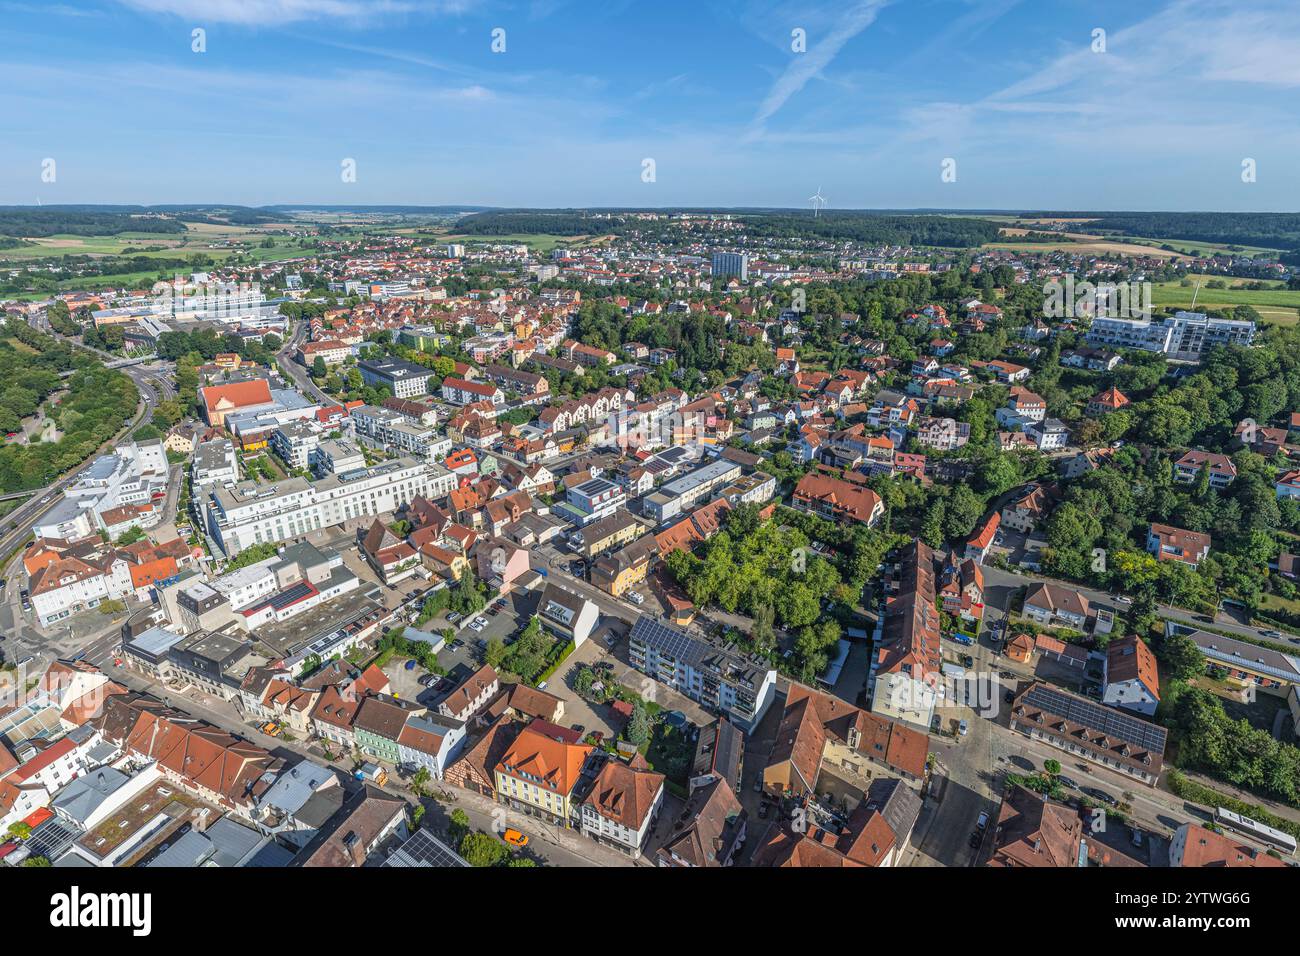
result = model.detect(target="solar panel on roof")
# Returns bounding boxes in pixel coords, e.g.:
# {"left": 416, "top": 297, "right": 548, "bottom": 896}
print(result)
{"left": 632, "top": 616, "right": 699, "bottom": 662}
{"left": 383, "top": 828, "right": 469, "bottom": 867}
{"left": 1022, "top": 685, "right": 1167, "bottom": 753}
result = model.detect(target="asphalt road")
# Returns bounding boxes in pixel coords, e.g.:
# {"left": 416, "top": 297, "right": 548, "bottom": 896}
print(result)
{"left": 275, "top": 320, "right": 333, "bottom": 406}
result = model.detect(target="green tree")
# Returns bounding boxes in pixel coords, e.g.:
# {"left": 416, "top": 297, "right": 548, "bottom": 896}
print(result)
{"left": 1160, "top": 633, "right": 1206, "bottom": 682}
{"left": 411, "top": 766, "right": 431, "bottom": 797}
{"left": 624, "top": 699, "right": 651, "bottom": 748}
{"left": 460, "top": 831, "right": 510, "bottom": 867}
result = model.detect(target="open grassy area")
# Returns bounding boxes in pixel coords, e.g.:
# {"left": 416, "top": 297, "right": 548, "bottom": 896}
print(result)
{"left": 1150, "top": 277, "right": 1300, "bottom": 325}
{"left": 438, "top": 232, "right": 596, "bottom": 253}
{"left": 1117, "top": 235, "right": 1285, "bottom": 257}
{"left": 1258, "top": 591, "right": 1300, "bottom": 617}
{"left": 0, "top": 221, "right": 319, "bottom": 265}
{"left": 986, "top": 232, "right": 1193, "bottom": 259}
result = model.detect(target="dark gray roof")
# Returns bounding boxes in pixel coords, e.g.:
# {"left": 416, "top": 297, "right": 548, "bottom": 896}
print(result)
{"left": 692, "top": 717, "right": 743, "bottom": 789}
{"left": 863, "top": 777, "right": 922, "bottom": 849}
{"left": 49, "top": 767, "right": 131, "bottom": 825}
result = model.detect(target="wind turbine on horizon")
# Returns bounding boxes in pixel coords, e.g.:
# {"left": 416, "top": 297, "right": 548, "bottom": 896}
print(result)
{"left": 809, "top": 187, "right": 827, "bottom": 218}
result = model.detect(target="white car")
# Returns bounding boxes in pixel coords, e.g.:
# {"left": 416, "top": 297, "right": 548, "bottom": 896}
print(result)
{"left": 468, "top": 617, "right": 488, "bottom": 632}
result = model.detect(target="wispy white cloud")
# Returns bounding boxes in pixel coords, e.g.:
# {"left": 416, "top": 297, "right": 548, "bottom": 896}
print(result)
{"left": 750, "top": 0, "right": 888, "bottom": 129}
{"left": 114, "top": 0, "right": 472, "bottom": 26}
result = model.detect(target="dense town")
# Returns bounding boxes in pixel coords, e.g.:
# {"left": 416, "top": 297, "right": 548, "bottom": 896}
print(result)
{"left": 0, "top": 205, "right": 1297, "bottom": 878}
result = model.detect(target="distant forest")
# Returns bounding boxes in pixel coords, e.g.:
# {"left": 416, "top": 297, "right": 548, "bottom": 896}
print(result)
{"left": 0, "top": 207, "right": 187, "bottom": 237}
{"left": 1030, "top": 211, "right": 1300, "bottom": 251}
{"left": 741, "top": 213, "right": 1000, "bottom": 248}
{"left": 452, "top": 209, "right": 1000, "bottom": 248}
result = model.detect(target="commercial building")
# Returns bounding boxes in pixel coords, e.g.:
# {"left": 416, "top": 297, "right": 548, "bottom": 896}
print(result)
{"left": 164, "top": 542, "right": 359, "bottom": 635}
{"left": 494, "top": 720, "right": 594, "bottom": 830}
{"left": 641, "top": 459, "right": 742, "bottom": 524}
{"left": 33, "top": 439, "right": 170, "bottom": 542}
{"left": 199, "top": 457, "right": 454, "bottom": 556}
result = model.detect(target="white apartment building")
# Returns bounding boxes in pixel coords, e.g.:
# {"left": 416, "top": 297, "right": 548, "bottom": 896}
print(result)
{"left": 35, "top": 439, "right": 170, "bottom": 541}
{"left": 192, "top": 439, "right": 239, "bottom": 488}
{"left": 200, "top": 457, "right": 456, "bottom": 556}
{"left": 29, "top": 543, "right": 136, "bottom": 627}
{"left": 358, "top": 358, "right": 433, "bottom": 398}
{"left": 271, "top": 420, "right": 322, "bottom": 471}
{"left": 1086, "top": 311, "right": 1256, "bottom": 360}
{"left": 312, "top": 439, "right": 366, "bottom": 477}
{"left": 350, "top": 404, "right": 451, "bottom": 462}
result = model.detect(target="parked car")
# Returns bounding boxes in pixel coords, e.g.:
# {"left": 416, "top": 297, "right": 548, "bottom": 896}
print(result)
{"left": 961, "top": 654, "right": 975, "bottom": 668}
{"left": 571, "top": 724, "right": 585, "bottom": 734}
{"left": 468, "top": 617, "right": 487, "bottom": 632}
{"left": 958, "top": 719, "right": 969, "bottom": 736}
{"left": 1083, "top": 786, "right": 1118, "bottom": 806}
{"left": 758, "top": 801, "right": 770, "bottom": 819}
{"left": 1130, "top": 828, "right": 1143, "bottom": 847}
{"left": 975, "top": 810, "right": 990, "bottom": 830}
{"left": 446, "top": 612, "right": 463, "bottom": 625}
{"left": 1111, "top": 594, "right": 1132, "bottom": 605}
{"left": 501, "top": 828, "right": 529, "bottom": 848}
{"left": 1057, "top": 775, "right": 1080, "bottom": 791}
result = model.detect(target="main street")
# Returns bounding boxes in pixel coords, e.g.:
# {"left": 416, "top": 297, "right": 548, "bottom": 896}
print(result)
{"left": 275, "top": 319, "right": 333, "bottom": 406}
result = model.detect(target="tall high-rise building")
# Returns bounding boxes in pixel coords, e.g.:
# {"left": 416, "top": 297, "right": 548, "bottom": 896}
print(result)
{"left": 711, "top": 251, "right": 749, "bottom": 281}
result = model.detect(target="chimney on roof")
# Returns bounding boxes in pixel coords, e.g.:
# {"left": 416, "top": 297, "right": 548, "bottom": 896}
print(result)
{"left": 343, "top": 830, "right": 366, "bottom": 867}
{"left": 192, "top": 807, "right": 211, "bottom": 833}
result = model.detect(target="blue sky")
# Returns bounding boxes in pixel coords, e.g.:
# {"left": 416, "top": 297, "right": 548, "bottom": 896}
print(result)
{"left": 1, "top": 0, "right": 1297, "bottom": 209}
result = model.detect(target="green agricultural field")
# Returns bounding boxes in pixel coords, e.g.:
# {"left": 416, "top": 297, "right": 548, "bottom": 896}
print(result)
{"left": 1117, "top": 235, "right": 1286, "bottom": 257}
{"left": 1151, "top": 278, "right": 1300, "bottom": 325}
{"left": 439, "top": 232, "right": 595, "bottom": 253}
